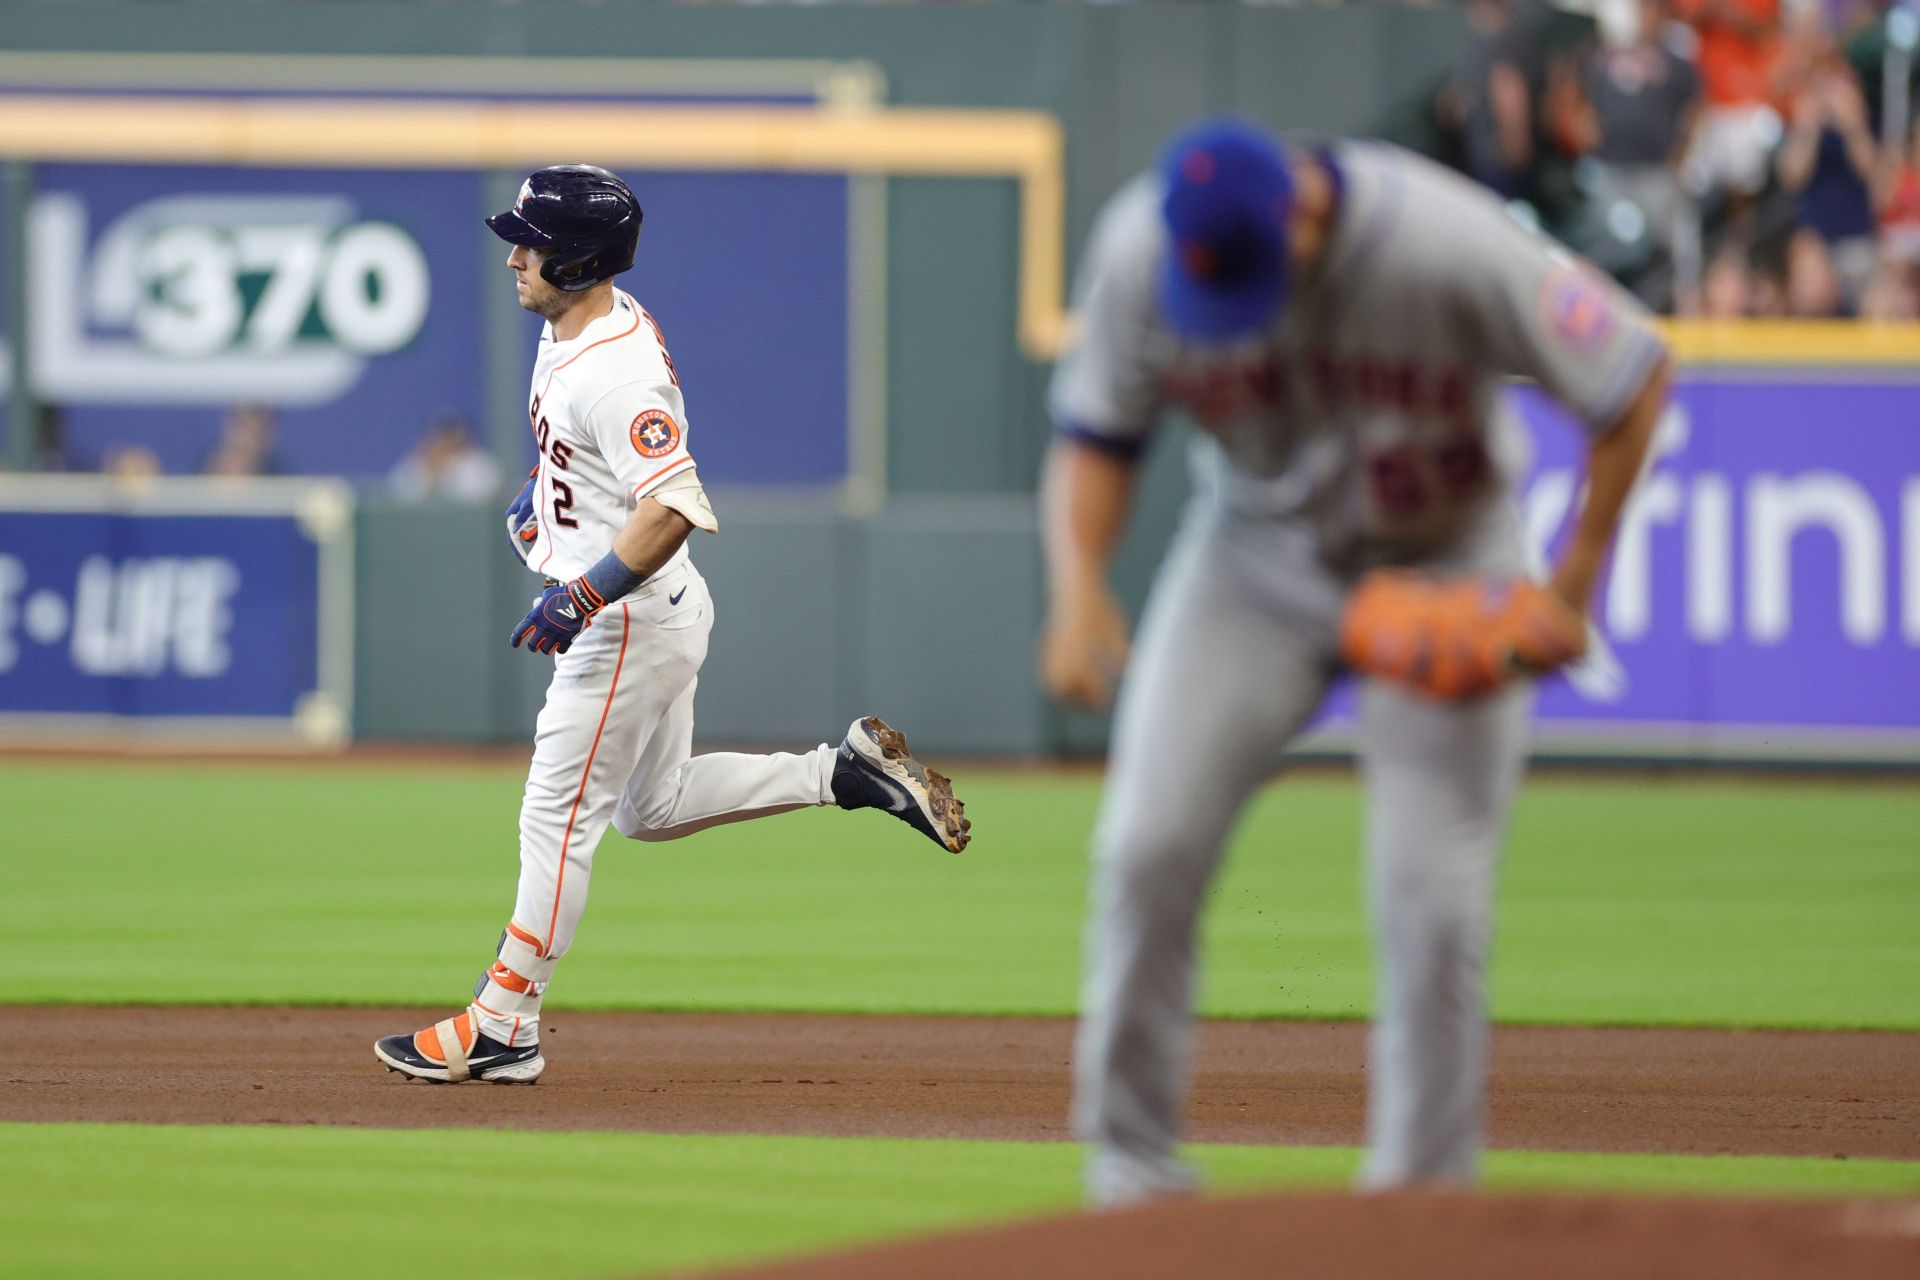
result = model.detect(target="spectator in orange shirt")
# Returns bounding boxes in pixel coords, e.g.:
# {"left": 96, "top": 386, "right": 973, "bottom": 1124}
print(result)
{"left": 1678, "top": 0, "right": 1786, "bottom": 199}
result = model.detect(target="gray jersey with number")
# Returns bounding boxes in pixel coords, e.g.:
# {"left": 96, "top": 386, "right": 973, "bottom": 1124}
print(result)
{"left": 1064, "top": 140, "right": 1672, "bottom": 1205}
{"left": 1049, "top": 139, "right": 1663, "bottom": 570}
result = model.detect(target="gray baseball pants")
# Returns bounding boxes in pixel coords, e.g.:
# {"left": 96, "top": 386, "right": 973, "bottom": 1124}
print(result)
{"left": 1074, "top": 504, "right": 1532, "bottom": 1205}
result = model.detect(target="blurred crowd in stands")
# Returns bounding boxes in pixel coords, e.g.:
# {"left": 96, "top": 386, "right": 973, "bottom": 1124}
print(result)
{"left": 1433, "top": 0, "right": 1920, "bottom": 317}
{"left": 23, "top": 402, "right": 501, "bottom": 499}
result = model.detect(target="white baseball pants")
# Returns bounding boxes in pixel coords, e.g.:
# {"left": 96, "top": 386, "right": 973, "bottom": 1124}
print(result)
{"left": 470, "top": 559, "right": 836, "bottom": 1047}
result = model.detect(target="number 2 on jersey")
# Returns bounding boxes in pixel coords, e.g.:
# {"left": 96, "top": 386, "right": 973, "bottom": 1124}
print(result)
{"left": 550, "top": 478, "right": 580, "bottom": 529}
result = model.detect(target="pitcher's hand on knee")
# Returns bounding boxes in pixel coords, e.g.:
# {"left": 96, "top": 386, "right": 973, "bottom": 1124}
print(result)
{"left": 1040, "top": 587, "right": 1130, "bottom": 708}
{"left": 1339, "top": 571, "right": 1586, "bottom": 701}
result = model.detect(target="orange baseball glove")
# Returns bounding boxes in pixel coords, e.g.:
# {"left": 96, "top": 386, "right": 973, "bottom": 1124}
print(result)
{"left": 1338, "top": 571, "right": 1588, "bottom": 701}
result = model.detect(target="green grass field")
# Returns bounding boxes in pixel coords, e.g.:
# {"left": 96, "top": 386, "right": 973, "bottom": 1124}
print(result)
{"left": 7, "top": 1125, "right": 1918, "bottom": 1280}
{"left": 7, "top": 763, "right": 1918, "bottom": 1026}
{"left": 5, "top": 760, "right": 1916, "bottom": 1278}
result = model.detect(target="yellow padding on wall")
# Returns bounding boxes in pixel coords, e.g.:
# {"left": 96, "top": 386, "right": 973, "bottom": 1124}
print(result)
{"left": 1657, "top": 320, "right": 1920, "bottom": 366}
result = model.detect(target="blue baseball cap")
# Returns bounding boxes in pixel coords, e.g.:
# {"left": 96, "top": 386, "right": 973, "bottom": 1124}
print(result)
{"left": 1158, "top": 118, "right": 1295, "bottom": 341}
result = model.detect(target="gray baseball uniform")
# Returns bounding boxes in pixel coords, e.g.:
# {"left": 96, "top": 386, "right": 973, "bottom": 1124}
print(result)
{"left": 1051, "top": 139, "right": 1664, "bottom": 1203}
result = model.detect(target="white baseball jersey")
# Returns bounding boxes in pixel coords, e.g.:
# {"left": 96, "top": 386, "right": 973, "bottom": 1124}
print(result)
{"left": 523, "top": 288, "right": 697, "bottom": 582}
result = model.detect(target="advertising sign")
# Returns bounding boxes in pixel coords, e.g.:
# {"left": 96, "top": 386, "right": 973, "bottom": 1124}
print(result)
{"left": 1298, "top": 375, "right": 1920, "bottom": 760}
{"left": 27, "top": 164, "right": 851, "bottom": 486}
{"left": 1518, "top": 377, "right": 1920, "bottom": 756}
{"left": 28, "top": 164, "right": 485, "bottom": 477}
{"left": 0, "top": 477, "right": 353, "bottom": 743}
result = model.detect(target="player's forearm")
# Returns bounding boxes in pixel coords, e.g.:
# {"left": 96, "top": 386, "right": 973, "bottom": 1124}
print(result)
{"left": 1555, "top": 354, "right": 1672, "bottom": 611}
{"left": 1042, "top": 437, "right": 1137, "bottom": 601}
{"left": 611, "top": 498, "right": 695, "bottom": 579}
{"left": 558, "top": 498, "right": 694, "bottom": 619}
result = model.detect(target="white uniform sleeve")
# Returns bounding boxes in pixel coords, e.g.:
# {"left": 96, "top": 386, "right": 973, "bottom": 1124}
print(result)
{"left": 1454, "top": 195, "right": 1667, "bottom": 434}
{"left": 1047, "top": 176, "right": 1169, "bottom": 461}
{"left": 584, "top": 378, "right": 698, "bottom": 502}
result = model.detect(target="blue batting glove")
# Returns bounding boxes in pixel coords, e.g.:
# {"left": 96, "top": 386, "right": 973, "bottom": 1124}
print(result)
{"left": 510, "top": 581, "right": 592, "bottom": 655}
{"left": 505, "top": 469, "right": 539, "bottom": 563}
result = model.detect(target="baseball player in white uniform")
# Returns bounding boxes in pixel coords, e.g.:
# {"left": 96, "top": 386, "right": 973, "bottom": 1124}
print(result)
{"left": 376, "top": 165, "right": 970, "bottom": 1084}
{"left": 1040, "top": 121, "right": 1668, "bottom": 1203}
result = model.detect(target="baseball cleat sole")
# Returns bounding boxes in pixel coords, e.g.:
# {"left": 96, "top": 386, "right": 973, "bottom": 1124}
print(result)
{"left": 841, "top": 716, "right": 971, "bottom": 853}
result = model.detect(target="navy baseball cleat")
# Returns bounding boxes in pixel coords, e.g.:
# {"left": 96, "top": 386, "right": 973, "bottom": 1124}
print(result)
{"left": 374, "top": 1008, "right": 544, "bottom": 1084}
{"left": 831, "top": 716, "right": 971, "bottom": 853}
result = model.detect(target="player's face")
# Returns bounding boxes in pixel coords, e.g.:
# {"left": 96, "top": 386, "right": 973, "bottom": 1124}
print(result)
{"left": 507, "top": 244, "right": 567, "bottom": 321}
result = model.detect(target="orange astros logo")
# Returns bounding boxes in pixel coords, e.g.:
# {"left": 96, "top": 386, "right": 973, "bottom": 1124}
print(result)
{"left": 630, "top": 409, "right": 680, "bottom": 458}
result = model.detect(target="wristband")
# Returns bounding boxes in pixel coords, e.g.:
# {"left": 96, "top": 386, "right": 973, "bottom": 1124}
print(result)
{"left": 567, "top": 547, "right": 648, "bottom": 615}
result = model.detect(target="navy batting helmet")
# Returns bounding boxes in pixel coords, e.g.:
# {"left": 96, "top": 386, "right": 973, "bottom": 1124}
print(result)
{"left": 487, "top": 164, "right": 642, "bottom": 293}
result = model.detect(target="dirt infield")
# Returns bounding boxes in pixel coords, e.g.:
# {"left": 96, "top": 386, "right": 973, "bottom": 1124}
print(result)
{"left": 7, "top": 1006, "right": 1917, "bottom": 1159}
{"left": 16, "top": 1005, "right": 1917, "bottom": 1278}
{"left": 692, "top": 1190, "right": 1920, "bottom": 1280}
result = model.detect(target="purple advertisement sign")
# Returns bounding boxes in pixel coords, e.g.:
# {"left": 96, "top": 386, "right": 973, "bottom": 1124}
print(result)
{"left": 1516, "top": 377, "right": 1920, "bottom": 754}
{"left": 30, "top": 164, "right": 487, "bottom": 478}
{"left": 0, "top": 507, "right": 319, "bottom": 719}
{"left": 27, "top": 164, "right": 850, "bottom": 486}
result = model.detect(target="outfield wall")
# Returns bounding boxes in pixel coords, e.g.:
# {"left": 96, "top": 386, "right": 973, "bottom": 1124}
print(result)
{"left": 8, "top": 376, "right": 1911, "bottom": 762}
{"left": 351, "top": 367, "right": 1920, "bottom": 763}
{"left": 351, "top": 493, "right": 1049, "bottom": 756}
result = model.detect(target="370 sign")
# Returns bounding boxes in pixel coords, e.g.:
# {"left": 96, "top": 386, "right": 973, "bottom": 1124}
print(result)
{"left": 125, "top": 217, "right": 424, "bottom": 359}
{"left": 28, "top": 189, "right": 432, "bottom": 405}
